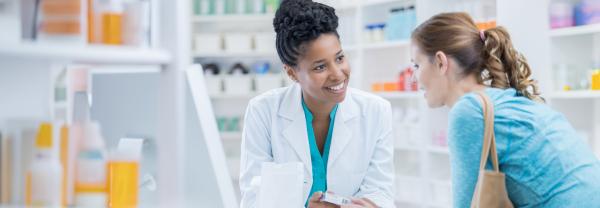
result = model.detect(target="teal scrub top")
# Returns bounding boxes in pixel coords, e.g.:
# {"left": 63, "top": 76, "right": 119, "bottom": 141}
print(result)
{"left": 301, "top": 98, "right": 339, "bottom": 205}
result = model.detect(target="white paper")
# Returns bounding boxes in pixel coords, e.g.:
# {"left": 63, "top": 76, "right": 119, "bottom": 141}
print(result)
{"left": 258, "top": 162, "right": 304, "bottom": 208}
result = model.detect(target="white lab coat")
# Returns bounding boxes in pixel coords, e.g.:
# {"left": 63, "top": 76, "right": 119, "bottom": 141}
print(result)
{"left": 239, "top": 84, "right": 395, "bottom": 208}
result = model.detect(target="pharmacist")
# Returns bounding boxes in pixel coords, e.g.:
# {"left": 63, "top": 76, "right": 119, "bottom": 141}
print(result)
{"left": 239, "top": 0, "right": 394, "bottom": 208}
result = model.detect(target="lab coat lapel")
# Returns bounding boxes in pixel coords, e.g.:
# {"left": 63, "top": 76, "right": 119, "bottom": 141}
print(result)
{"left": 280, "top": 84, "right": 312, "bottom": 176}
{"left": 327, "top": 90, "right": 359, "bottom": 170}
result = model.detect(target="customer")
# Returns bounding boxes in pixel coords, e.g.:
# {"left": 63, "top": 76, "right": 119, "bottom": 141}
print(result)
{"left": 410, "top": 12, "right": 600, "bottom": 207}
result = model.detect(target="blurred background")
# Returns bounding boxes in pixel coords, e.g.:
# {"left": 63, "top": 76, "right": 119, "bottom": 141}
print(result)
{"left": 0, "top": 0, "right": 599, "bottom": 207}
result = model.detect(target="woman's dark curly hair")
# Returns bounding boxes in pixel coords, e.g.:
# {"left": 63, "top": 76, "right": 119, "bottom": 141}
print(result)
{"left": 273, "top": 0, "right": 339, "bottom": 67}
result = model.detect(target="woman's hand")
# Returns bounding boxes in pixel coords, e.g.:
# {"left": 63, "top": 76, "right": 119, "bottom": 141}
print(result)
{"left": 340, "top": 198, "right": 378, "bottom": 208}
{"left": 307, "top": 192, "right": 339, "bottom": 208}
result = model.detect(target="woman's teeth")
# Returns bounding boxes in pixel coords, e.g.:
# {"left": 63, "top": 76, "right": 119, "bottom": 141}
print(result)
{"left": 327, "top": 83, "right": 344, "bottom": 91}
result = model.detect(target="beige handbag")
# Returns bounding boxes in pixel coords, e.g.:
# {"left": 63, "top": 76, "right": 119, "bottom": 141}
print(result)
{"left": 470, "top": 92, "right": 514, "bottom": 208}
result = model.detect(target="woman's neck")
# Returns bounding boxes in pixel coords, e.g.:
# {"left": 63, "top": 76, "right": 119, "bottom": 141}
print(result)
{"left": 446, "top": 75, "right": 486, "bottom": 108}
{"left": 302, "top": 91, "right": 336, "bottom": 120}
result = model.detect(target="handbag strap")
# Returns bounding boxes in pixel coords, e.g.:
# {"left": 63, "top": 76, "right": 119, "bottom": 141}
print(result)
{"left": 475, "top": 91, "right": 500, "bottom": 172}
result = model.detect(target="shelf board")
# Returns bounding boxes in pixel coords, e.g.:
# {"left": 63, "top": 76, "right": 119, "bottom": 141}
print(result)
{"left": 362, "top": 40, "right": 410, "bottom": 50}
{"left": 547, "top": 91, "right": 600, "bottom": 99}
{"left": 0, "top": 42, "right": 171, "bottom": 65}
{"left": 375, "top": 91, "right": 423, "bottom": 99}
{"left": 193, "top": 50, "right": 276, "bottom": 58}
{"left": 192, "top": 14, "right": 274, "bottom": 23}
{"left": 550, "top": 24, "right": 600, "bottom": 37}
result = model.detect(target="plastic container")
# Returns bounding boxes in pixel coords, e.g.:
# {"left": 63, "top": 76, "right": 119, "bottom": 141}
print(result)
{"left": 575, "top": 0, "right": 600, "bottom": 26}
{"left": 59, "top": 123, "right": 76, "bottom": 206}
{"left": 550, "top": 0, "right": 575, "bottom": 29}
{"left": 223, "top": 75, "right": 253, "bottom": 95}
{"left": 27, "top": 123, "right": 63, "bottom": 207}
{"left": 123, "top": 0, "right": 151, "bottom": 47}
{"left": 38, "top": 0, "right": 86, "bottom": 43}
{"left": 224, "top": 33, "right": 253, "bottom": 53}
{"left": 254, "top": 32, "right": 276, "bottom": 53}
{"left": 107, "top": 138, "right": 143, "bottom": 208}
{"left": 255, "top": 74, "right": 282, "bottom": 93}
{"left": 194, "top": 33, "right": 222, "bottom": 53}
{"left": 74, "top": 122, "right": 107, "bottom": 207}
{"left": 101, "top": 0, "right": 124, "bottom": 45}
{"left": 373, "top": 23, "right": 386, "bottom": 42}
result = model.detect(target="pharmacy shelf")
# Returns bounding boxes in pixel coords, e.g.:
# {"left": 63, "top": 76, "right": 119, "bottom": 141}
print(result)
{"left": 376, "top": 91, "right": 423, "bottom": 99}
{"left": 0, "top": 42, "right": 171, "bottom": 65}
{"left": 193, "top": 50, "right": 277, "bottom": 58}
{"left": 221, "top": 132, "right": 243, "bottom": 141}
{"left": 192, "top": 14, "right": 274, "bottom": 23}
{"left": 550, "top": 24, "right": 600, "bottom": 38}
{"left": 547, "top": 91, "right": 600, "bottom": 99}
{"left": 362, "top": 40, "right": 411, "bottom": 51}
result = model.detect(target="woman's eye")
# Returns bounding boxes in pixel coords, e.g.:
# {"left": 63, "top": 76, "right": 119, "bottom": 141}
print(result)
{"left": 336, "top": 55, "right": 345, "bottom": 63}
{"left": 315, "top": 65, "right": 326, "bottom": 71}
{"left": 412, "top": 64, "right": 420, "bottom": 70}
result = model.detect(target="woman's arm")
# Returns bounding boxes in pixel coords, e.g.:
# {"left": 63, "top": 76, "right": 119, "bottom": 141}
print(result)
{"left": 239, "top": 99, "right": 273, "bottom": 208}
{"left": 355, "top": 101, "right": 395, "bottom": 208}
{"left": 448, "top": 95, "right": 485, "bottom": 208}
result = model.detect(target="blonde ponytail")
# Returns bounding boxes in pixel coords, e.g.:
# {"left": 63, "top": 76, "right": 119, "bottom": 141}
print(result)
{"left": 481, "top": 27, "right": 543, "bottom": 102}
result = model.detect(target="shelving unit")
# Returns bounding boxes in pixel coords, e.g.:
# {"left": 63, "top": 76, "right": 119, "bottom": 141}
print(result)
{"left": 1, "top": 0, "right": 238, "bottom": 207}
{"left": 0, "top": 42, "right": 172, "bottom": 65}
{"left": 550, "top": 23, "right": 600, "bottom": 37}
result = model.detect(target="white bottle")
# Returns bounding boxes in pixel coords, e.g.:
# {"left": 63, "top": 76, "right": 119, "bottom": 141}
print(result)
{"left": 71, "top": 68, "right": 90, "bottom": 123}
{"left": 74, "top": 122, "right": 107, "bottom": 207}
{"left": 28, "top": 123, "right": 63, "bottom": 207}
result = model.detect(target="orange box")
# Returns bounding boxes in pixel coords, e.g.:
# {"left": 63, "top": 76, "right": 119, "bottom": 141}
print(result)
{"left": 102, "top": 13, "right": 123, "bottom": 45}
{"left": 41, "top": 20, "right": 81, "bottom": 35}
{"left": 592, "top": 70, "right": 600, "bottom": 90}
{"left": 42, "top": 0, "right": 81, "bottom": 16}
{"left": 372, "top": 83, "right": 384, "bottom": 92}
{"left": 107, "top": 161, "right": 138, "bottom": 208}
{"left": 383, "top": 82, "right": 398, "bottom": 91}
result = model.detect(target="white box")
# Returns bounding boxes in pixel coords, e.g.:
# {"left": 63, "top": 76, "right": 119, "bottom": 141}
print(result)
{"left": 224, "top": 33, "right": 252, "bottom": 53}
{"left": 253, "top": 32, "right": 275, "bottom": 53}
{"left": 223, "top": 75, "right": 252, "bottom": 95}
{"left": 254, "top": 74, "right": 282, "bottom": 93}
{"left": 195, "top": 33, "right": 223, "bottom": 53}
{"left": 204, "top": 75, "right": 223, "bottom": 96}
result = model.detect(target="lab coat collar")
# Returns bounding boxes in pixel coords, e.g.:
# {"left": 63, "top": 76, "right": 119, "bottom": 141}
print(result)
{"left": 280, "top": 83, "right": 359, "bottom": 175}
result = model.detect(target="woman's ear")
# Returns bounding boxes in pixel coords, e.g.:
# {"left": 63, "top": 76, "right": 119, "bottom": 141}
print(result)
{"left": 284, "top": 65, "right": 298, "bottom": 82}
{"left": 434, "top": 51, "right": 449, "bottom": 75}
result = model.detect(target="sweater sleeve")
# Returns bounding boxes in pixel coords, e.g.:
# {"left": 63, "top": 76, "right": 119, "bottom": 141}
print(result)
{"left": 447, "top": 94, "right": 486, "bottom": 208}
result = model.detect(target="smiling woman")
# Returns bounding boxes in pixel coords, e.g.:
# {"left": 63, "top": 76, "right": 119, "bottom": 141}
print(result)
{"left": 238, "top": 0, "right": 395, "bottom": 208}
